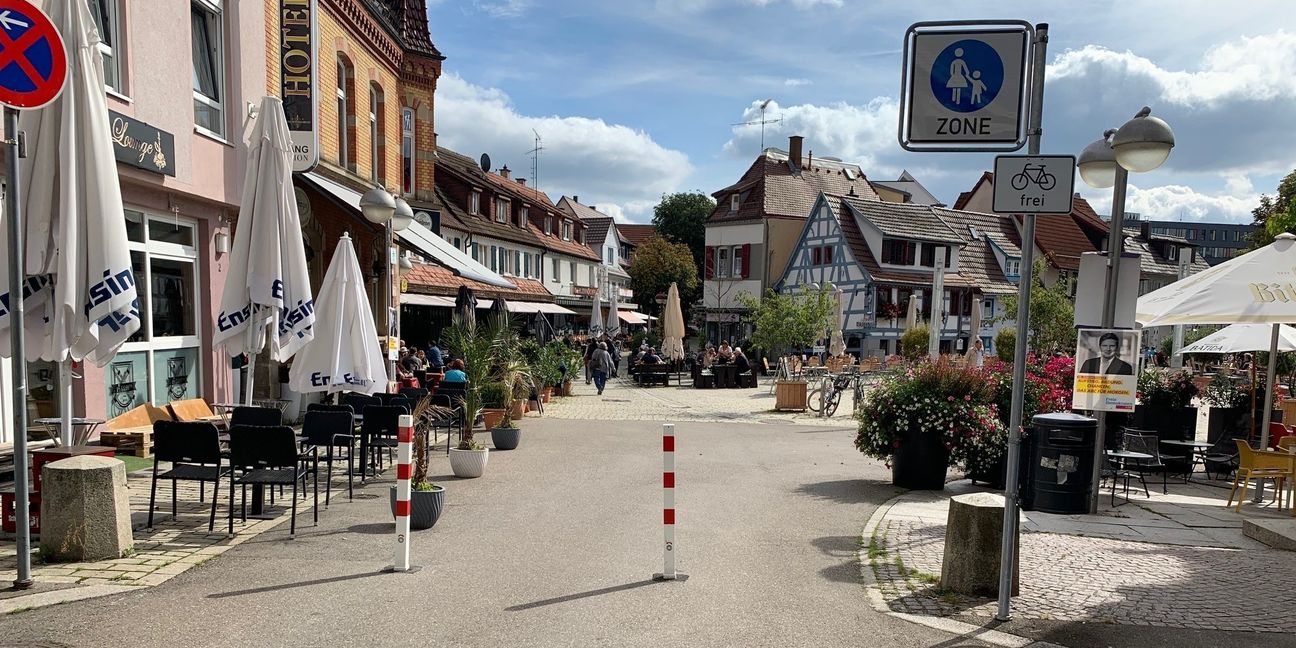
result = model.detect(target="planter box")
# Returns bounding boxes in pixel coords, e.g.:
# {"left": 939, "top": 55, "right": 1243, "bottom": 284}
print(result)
{"left": 774, "top": 381, "right": 808, "bottom": 412}
{"left": 491, "top": 426, "right": 521, "bottom": 450}
{"left": 481, "top": 408, "right": 505, "bottom": 430}
{"left": 892, "top": 425, "right": 949, "bottom": 490}
{"left": 1131, "top": 405, "right": 1197, "bottom": 442}
{"left": 389, "top": 485, "right": 444, "bottom": 530}
{"left": 1207, "top": 406, "right": 1251, "bottom": 444}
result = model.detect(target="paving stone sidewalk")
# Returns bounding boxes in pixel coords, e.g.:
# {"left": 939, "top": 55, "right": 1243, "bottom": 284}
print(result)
{"left": 866, "top": 479, "right": 1296, "bottom": 633}
{"left": 1, "top": 465, "right": 334, "bottom": 612}
{"left": 543, "top": 373, "right": 863, "bottom": 426}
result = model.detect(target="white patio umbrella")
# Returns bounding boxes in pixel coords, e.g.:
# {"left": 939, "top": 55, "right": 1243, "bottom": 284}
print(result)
{"left": 0, "top": 0, "right": 141, "bottom": 446}
{"left": 590, "top": 288, "right": 604, "bottom": 336}
{"left": 606, "top": 286, "right": 621, "bottom": 338}
{"left": 829, "top": 286, "right": 846, "bottom": 357}
{"left": 289, "top": 234, "right": 385, "bottom": 395}
{"left": 661, "top": 282, "right": 686, "bottom": 362}
{"left": 214, "top": 96, "right": 315, "bottom": 404}
{"left": 1176, "top": 324, "right": 1296, "bottom": 355}
{"left": 905, "top": 294, "right": 920, "bottom": 330}
{"left": 1136, "top": 233, "right": 1296, "bottom": 450}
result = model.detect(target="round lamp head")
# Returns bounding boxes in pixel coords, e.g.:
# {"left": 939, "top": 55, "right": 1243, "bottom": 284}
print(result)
{"left": 392, "top": 197, "right": 414, "bottom": 232}
{"left": 360, "top": 188, "right": 396, "bottom": 225}
{"left": 1077, "top": 136, "right": 1118, "bottom": 189}
{"left": 1112, "top": 109, "right": 1175, "bottom": 173}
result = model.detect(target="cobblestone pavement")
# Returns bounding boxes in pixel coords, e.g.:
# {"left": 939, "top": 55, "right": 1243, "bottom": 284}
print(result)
{"left": 1, "top": 466, "right": 329, "bottom": 609}
{"left": 543, "top": 373, "right": 863, "bottom": 426}
{"left": 867, "top": 487, "right": 1296, "bottom": 633}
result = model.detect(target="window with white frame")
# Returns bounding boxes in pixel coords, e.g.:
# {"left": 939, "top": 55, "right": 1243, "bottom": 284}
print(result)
{"left": 400, "top": 108, "right": 415, "bottom": 194}
{"left": 588, "top": 266, "right": 595, "bottom": 287}
{"left": 569, "top": 261, "right": 577, "bottom": 286}
{"left": 561, "top": 220, "right": 572, "bottom": 240}
{"left": 544, "top": 215, "right": 553, "bottom": 235}
{"left": 1005, "top": 258, "right": 1021, "bottom": 276}
{"left": 90, "top": 0, "right": 122, "bottom": 92}
{"left": 191, "top": 0, "right": 225, "bottom": 136}
{"left": 469, "top": 190, "right": 480, "bottom": 215}
{"left": 716, "top": 247, "right": 731, "bottom": 278}
{"left": 981, "top": 299, "right": 994, "bottom": 321}
{"left": 605, "top": 247, "right": 613, "bottom": 264}
{"left": 551, "top": 258, "right": 560, "bottom": 283}
{"left": 368, "top": 84, "right": 383, "bottom": 181}
{"left": 731, "top": 245, "right": 742, "bottom": 277}
{"left": 495, "top": 197, "right": 509, "bottom": 223}
{"left": 111, "top": 210, "right": 202, "bottom": 417}
{"left": 336, "top": 57, "right": 352, "bottom": 168}
{"left": 730, "top": 194, "right": 739, "bottom": 212}
{"left": 518, "top": 206, "right": 528, "bottom": 228}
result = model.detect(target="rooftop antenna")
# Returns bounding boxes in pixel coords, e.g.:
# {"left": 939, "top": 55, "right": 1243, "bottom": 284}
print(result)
{"left": 732, "top": 99, "right": 782, "bottom": 152}
{"left": 525, "top": 129, "right": 544, "bottom": 193}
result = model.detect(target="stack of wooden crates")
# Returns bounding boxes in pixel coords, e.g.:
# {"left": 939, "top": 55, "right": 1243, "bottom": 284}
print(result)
{"left": 99, "top": 404, "right": 170, "bottom": 457}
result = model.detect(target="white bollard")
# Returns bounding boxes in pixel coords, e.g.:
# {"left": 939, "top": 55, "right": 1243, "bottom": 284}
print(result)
{"left": 654, "top": 423, "right": 687, "bottom": 582}
{"left": 390, "top": 413, "right": 413, "bottom": 572}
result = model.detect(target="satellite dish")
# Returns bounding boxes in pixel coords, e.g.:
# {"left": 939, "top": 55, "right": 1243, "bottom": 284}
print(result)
{"left": 480, "top": 153, "right": 491, "bottom": 172}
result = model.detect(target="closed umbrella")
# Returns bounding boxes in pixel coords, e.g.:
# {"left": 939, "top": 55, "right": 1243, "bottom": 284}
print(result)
{"left": 590, "top": 288, "right": 603, "bottom": 336}
{"left": 829, "top": 287, "right": 846, "bottom": 357}
{"left": 1136, "top": 233, "right": 1296, "bottom": 451}
{"left": 289, "top": 234, "right": 385, "bottom": 395}
{"left": 213, "top": 96, "right": 315, "bottom": 404}
{"left": 1, "top": 0, "right": 141, "bottom": 453}
{"left": 455, "top": 285, "right": 476, "bottom": 323}
{"left": 606, "top": 286, "right": 621, "bottom": 338}
{"left": 905, "top": 294, "right": 919, "bottom": 330}
{"left": 661, "top": 282, "right": 686, "bottom": 362}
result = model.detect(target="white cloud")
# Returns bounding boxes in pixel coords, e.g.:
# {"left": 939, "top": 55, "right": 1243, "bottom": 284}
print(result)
{"left": 723, "top": 98, "right": 898, "bottom": 168}
{"left": 783, "top": 78, "right": 812, "bottom": 87}
{"left": 473, "top": 0, "right": 530, "bottom": 18}
{"left": 749, "top": 0, "right": 843, "bottom": 7}
{"left": 1081, "top": 184, "right": 1257, "bottom": 224}
{"left": 435, "top": 73, "right": 692, "bottom": 224}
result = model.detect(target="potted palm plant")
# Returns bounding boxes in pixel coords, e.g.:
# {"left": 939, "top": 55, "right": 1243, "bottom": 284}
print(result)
{"left": 388, "top": 397, "right": 447, "bottom": 529}
{"left": 479, "top": 382, "right": 509, "bottom": 430}
{"left": 440, "top": 309, "right": 508, "bottom": 478}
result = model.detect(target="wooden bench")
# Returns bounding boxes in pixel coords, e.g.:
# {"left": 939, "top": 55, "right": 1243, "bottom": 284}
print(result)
{"left": 100, "top": 404, "right": 171, "bottom": 457}
{"left": 636, "top": 364, "right": 671, "bottom": 387}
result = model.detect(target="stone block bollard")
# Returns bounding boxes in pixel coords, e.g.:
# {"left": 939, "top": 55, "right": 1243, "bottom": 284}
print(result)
{"left": 40, "top": 456, "right": 133, "bottom": 562}
{"left": 939, "top": 492, "right": 1019, "bottom": 596}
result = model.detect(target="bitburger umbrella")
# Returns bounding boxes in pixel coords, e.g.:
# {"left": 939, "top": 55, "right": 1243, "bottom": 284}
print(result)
{"left": 289, "top": 234, "right": 385, "bottom": 395}
{"left": 213, "top": 96, "right": 315, "bottom": 403}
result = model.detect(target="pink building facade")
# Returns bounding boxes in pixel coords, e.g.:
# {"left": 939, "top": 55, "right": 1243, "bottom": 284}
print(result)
{"left": 0, "top": 0, "right": 267, "bottom": 441}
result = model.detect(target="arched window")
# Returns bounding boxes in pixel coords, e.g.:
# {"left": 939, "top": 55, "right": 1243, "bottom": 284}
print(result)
{"left": 401, "top": 108, "right": 415, "bottom": 194}
{"left": 369, "top": 83, "right": 385, "bottom": 182}
{"left": 335, "top": 55, "right": 356, "bottom": 170}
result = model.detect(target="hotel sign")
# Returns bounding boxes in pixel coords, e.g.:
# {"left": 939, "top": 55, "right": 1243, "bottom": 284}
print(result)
{"left": 281, "top": 0, "right": 318, "bottom": 172}
{"left": 108, "top": 110, "right": 175, "bottom": 176}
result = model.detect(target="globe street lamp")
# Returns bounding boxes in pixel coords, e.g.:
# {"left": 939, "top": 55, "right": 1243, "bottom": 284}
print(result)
{"left": 1078, "top": 107, "right": 1175, "bottom": 513}
{"left": 359, "top": 188, "right": 413, "bottom": 384}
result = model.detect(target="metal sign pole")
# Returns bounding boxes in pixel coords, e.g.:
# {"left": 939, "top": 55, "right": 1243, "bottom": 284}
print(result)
{"left": 6, "top": 106, "right": 32, "bottom": 589}
{"left": 1087, "top": 167, "right": 1129, "bottom": 512}
{"left": 996, "top": 22, "right": 1048, "bottom": 623}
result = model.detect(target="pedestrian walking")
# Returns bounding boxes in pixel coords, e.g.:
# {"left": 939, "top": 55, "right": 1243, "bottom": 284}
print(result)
{"left": 584, "top": 337, "right": 599, "bottom": 384}
{"left": 590, "top": 342, "right": 615, "bottom": 395}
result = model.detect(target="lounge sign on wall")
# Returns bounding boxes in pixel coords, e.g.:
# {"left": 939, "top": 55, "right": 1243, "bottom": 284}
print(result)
{"left": 281, "top": 0, "right": 318, "bottom": 172}
{"left": 108, "top": 110, "right": 176, "bottom": 176}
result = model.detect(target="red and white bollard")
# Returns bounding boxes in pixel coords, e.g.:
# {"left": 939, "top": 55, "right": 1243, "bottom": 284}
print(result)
{"left": 389, "top": 413, "right": 414, "bottom": 572}
{"left": 654, "top": 423, "right": 686, "bottom": 581}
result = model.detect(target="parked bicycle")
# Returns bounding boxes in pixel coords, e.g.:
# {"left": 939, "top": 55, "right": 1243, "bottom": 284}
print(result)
{"left": 807, "top": 371, "right": 860, "bottom": 417}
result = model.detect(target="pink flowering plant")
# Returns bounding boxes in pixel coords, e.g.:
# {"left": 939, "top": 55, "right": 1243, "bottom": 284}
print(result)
{"left": 854, "top": 360, "right": 1006, "bottom": 470}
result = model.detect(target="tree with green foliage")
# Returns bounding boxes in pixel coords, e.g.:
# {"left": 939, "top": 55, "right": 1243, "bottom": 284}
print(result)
{"left": 1250, "top": 169, "right": 1296, "bottom": 248}
{"left": 996, "top": 261, "right": 1076, "bottom": 355}
{"left": 627, "top": 236, "right": 699, "bottom": 317}
{"left": 651, "top": 192, "right": 715, "bottom": 270}
{"left": 994, "top": 328, "right": 1016, "bottom": 362}
{"left": 735, "top": 285, "right": 835, "bottom": 357}
{"left": 900, "top": 325, "right": 930, "bottom": 360}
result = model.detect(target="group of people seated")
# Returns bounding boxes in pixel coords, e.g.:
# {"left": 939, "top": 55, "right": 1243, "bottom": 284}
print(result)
{"left": 395, "top": 340, "right": 459, "bottom": 389}
{"left": 695, "top": 340, "right": 751, "bottom": 374}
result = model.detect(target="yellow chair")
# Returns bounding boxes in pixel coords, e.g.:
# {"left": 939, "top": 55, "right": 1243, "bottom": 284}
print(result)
{"left": 1227, "top": 440, "right": 1294, "bottom": 511}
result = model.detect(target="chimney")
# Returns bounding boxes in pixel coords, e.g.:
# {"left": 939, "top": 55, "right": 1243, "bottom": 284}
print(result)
{"left": 499, "top": 165, "right": 511, "bottom": 180}
{"left": 590, "top": 205, "right": 597, "bottom": 211}
{"left": 517, "top": 178, "right": 527, "bottom": 186}
{"left": 572, "top": 195, "right": 579, "bottom": 204}
{"left": 788, "top": 135, "right": 804, "bottom": 170}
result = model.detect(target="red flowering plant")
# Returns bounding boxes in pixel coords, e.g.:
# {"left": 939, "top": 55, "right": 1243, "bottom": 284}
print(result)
{"left": 854, "top": 359, "right": 1006, "bottom": 470}
{"left": 968, "top": 354, "right": 1075, "bottom": 477}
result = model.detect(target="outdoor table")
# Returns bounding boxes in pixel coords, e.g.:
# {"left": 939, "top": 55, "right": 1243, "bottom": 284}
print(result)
{"left": 1160, "top": 439, "right": 1212, "bottom": 480}
{"left": 211, "top": 403, "right": 241, "bottom": 429}
{"left": 712, "top": 364, "right": 737, "bottom": 389}
{"left": 253, "top": 398, "right": 292, "bottom": 414}
{"left": 32, "top": 418, "right": 105, "bottom": 446}
{"left": 1105, "top": 449, "right": 1153, "bottom": 507}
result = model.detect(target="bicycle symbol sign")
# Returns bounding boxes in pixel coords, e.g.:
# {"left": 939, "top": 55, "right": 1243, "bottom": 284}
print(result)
{"left": 992, "top": 155, "right": 1076, "bottom": 215}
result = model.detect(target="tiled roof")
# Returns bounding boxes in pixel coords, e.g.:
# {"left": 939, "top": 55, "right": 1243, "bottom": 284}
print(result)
{"left": 483, "top": 170, "right": 556, "bottom": 208}
{"left": 405, "top": 263, "right": 554, "bottom": 301}
{"left": 616, "top": 224, "right": 656, "bottom": 246}
{"left": 708, "top": 149, "right": 879, "bottom": 224}
{"left": 932, "top": 208, "right": 1019, "bottom": 295}
{"left": 1124, "top": 236, "right": 1211, "bottom": 278}
{"left": 582, "top": 216, "right": 614, "bottom": 253}
{"left": 425, "top": 185, "right": 472, "bottom": 234}
{"left": 832, "top": 195, "right": 975, "bottom": 290}
{"left": 1014, "top": 212, "right": 1098, "bottom": 272}
{"left": 371, "top": 0, "right": 443, "bottom": 59}
{"left": 842, "top": 196, "right": 964, "bottom": 245}
{"left": 556, "top": 196, "right": 610, "bottom": 223}
{"left": 953, "top": 172, "right": 993, "bottom": 210}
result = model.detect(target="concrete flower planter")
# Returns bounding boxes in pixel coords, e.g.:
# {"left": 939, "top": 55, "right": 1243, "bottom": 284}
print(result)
{"left": 449, "top": 447, "right": 489, "bottom": 478}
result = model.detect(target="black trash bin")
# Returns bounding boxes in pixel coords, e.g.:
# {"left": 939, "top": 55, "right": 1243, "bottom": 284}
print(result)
{"left": 1022, "top": 412, "right": 1098, "bottom": 514}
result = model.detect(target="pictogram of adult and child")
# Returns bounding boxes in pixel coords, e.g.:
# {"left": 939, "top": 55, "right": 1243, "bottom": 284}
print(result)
{"left": 929, "top": 39, "right": 1005, "bottom": 113}
{"left": 945, "top": 48, "right": 988, "bottom": 106}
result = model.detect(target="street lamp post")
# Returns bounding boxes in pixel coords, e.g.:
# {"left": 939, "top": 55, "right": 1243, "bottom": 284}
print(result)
{"left": 1077, "top": 107, "right": 1175, "bottom": 513}
{"left": 360, "top": 188, "right": 413, "bottom": 385}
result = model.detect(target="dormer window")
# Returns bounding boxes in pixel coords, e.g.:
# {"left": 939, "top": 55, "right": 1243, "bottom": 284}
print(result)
{"left": 880, "top": 238, "right": 916, "bottom": 265}
{"left": 919, "top": 244, "right": 952, "bottom": 268}
{"left": 544, "top": 215, "right": 553, "bottom": 235}
{"left": 495, "top": 197, "right": 509, "bottom": 223}
{"left": 730, "top": 194, "right": 740, "bottom": 212}
{"left": 518, "top": 206, "right": 528, "bottom": 228}
{"left": 469, "top": 190, "right": 480, "bottom": 215}
{"left": 562, "top": 220, "right": 572, "bottom": 241}
{"left": 1005, "top": 258, "right": 1021, "bottom": 276}
{"left": 1167, "top": 246, "right": 1179, "bottom": 262}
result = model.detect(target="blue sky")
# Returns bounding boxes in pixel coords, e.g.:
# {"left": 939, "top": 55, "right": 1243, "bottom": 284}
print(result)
{"left": 426, "top": 1, "right": 1296, "bottom": 224}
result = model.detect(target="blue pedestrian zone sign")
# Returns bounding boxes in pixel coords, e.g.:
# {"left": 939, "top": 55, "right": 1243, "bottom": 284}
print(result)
{"left": 899, "top": 22, "right": 1031, "bottom": 152}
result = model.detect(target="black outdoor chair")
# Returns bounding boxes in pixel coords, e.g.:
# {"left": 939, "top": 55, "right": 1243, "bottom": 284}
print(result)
{"left": 430, "top": 393, "right": 462, "bottom": 454}
{"left": 1204, "top": 432, "right": 1249, "bottom": 480}
{"left": 302, "top": 410, "right": 358, "bottom": 504}
{"left": 306, "top": 403, "right": 356, "bottom": 417}
{"left": 361, "top": 405, "right": 404, "bottom": 477}
{"left": 399, "top": 387, "right": 429, "bottom": 403}
{"left": 230, "top": 406, "right": 282, "bottom": 428}
{"left": 1123, "top": 433, "right": 1172, "bottom": 495}
{"left": 341, "top": 393, "right": 381, "bottom": 416}
{"left": 374, "top": 392, "right": 399, "bottom": 405}
{"left": 389, "top": 396, "right": 416, "bottom": 414}
{"left": 226, "top": 425, "right": 317, "bottom": 536}
{"left": 148, "top": 421, "right": 227, "bottom": 532}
